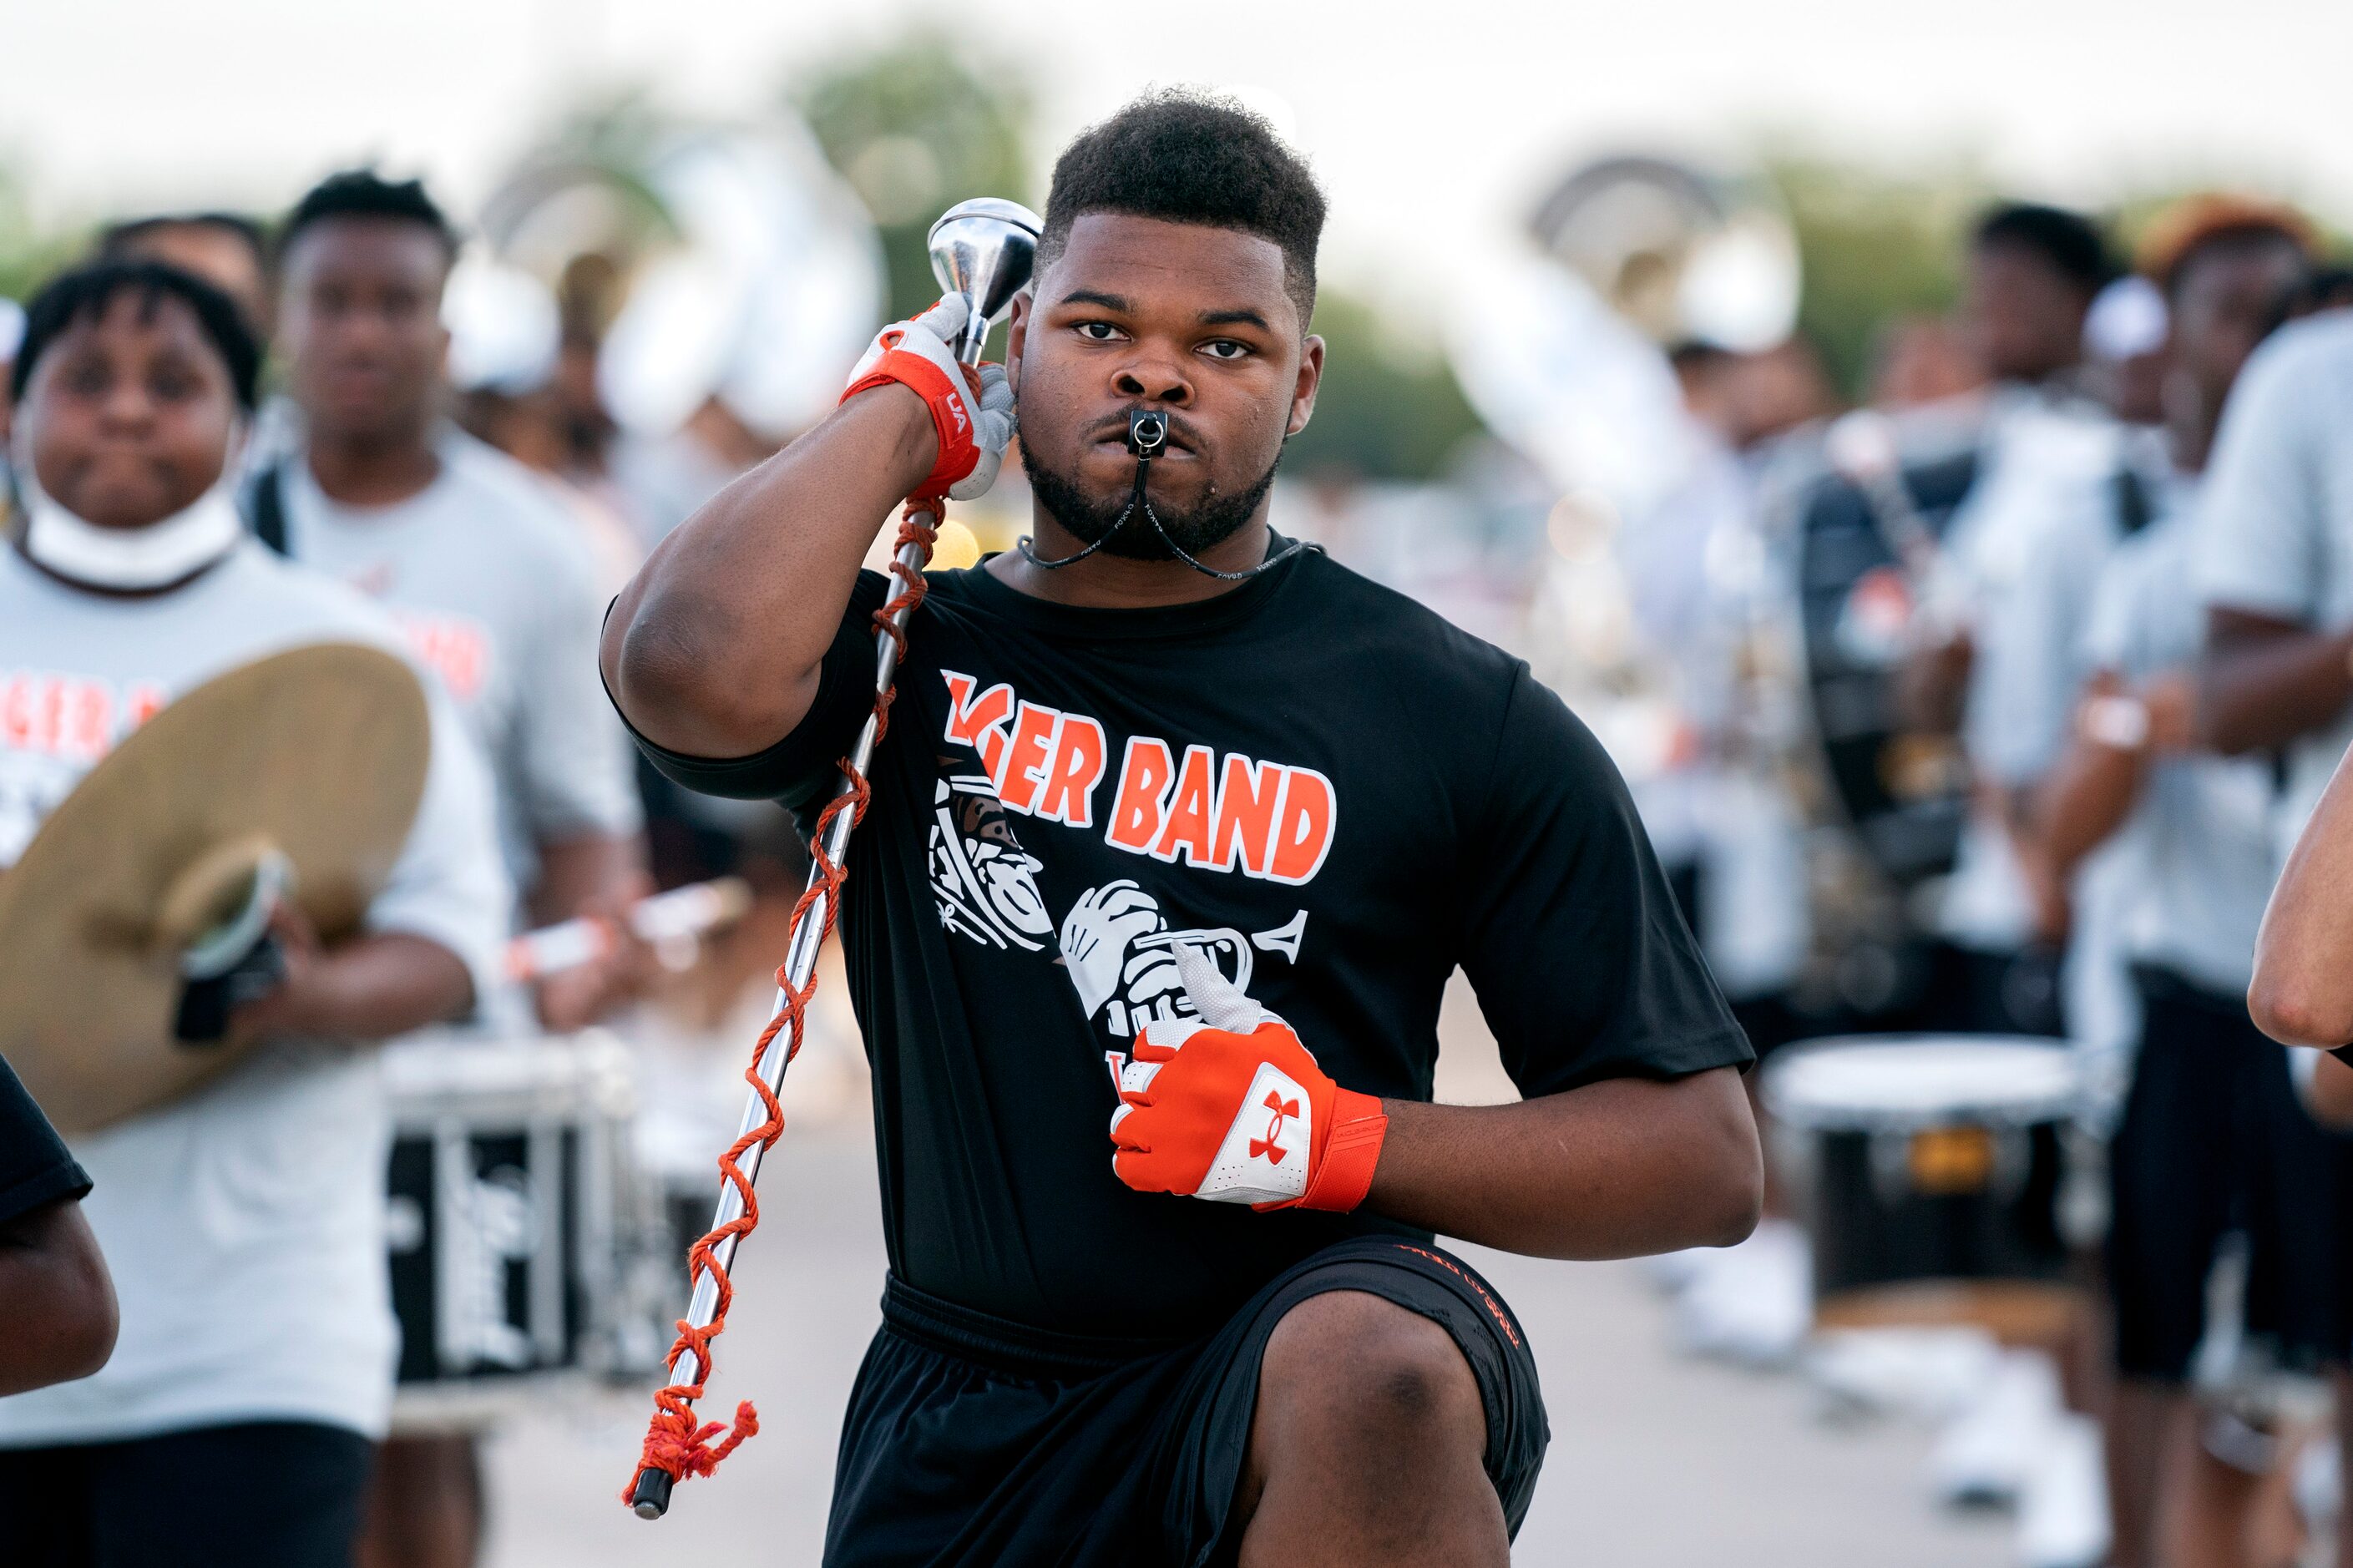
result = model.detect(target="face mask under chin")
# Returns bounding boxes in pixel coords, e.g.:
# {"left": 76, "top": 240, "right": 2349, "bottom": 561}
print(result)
{"left": 13, "top": 428, "right": 248, "bottom": 591}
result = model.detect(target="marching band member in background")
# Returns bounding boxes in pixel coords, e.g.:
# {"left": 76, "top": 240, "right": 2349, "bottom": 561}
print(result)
{"left": 256, "top": 170, "right": 650, "bottom": 1030}
{"left": 99, "top": 210, "right": 308, "bottom": 483}
{"left": 0, "top": 260, "right": 506, "bottom": 1567}
{"left": 97, "top": 213, "right": 273, "bottom": 343}
{"left": 2196, "top": 200, "right": 2353, "bottom": 1568}
{"left": 0, "top": 1050, "right": 116, "bottom": 1398}
{"left": 1905, "top": 202, "right": 2117, "bottom": 1036}
{"left": 2032, "top": 200, "right": 2322, "bottom": 1568}
{"left": 1634, "top": 341, "right": 1826, "bottom": 1060}
{"left": 249, "top": 169, "right": 652, "bottom": 1568}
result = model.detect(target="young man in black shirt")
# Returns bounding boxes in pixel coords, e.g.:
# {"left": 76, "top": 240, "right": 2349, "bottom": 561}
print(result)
{"left": 604, "top": 93, "right": 1761, "bottom": 1565}
{"left": 0, "top": 1054, "right": 114, "bottom": 1397}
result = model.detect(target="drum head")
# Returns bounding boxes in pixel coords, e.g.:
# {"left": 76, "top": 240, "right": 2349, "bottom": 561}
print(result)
{"left": 1763, "top": 1034, "right": 2078, "bottom": 1130}
{"left": 382, "top": 1031, "right": 634, "bottom": 1121}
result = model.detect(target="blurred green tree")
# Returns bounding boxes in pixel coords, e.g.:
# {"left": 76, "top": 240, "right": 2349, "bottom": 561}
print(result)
{"left": 1765, "top": 152, "right": 1987, "bottom": 399}
{"left": 1288, "top": 292, "right": 1483, "bottom": 481}
{"left": 0, "top": 161, "right": 83, "bottom": 306}
{"left": 790, "top": 35, "right": 1033, "bottom": 323}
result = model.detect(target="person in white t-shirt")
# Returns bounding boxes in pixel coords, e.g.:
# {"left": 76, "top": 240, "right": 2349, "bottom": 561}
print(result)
{"left": 2033, "top": 204, "right": 2329, "bottom": 1568}
{"left": 1900, "top": 202, "right": 2118, "bottom": 1035}
{"left": 0, "top": 261, "right": 506, "bottom": 1565}
{"left": 255, "top": 169, "right": 650, "bottom": 1568}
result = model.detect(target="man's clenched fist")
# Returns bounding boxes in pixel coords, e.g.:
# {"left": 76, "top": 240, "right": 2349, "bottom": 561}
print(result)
{"left": 841, "top": 295, "right": 1015, "bottom": 504}
{"left": 1109, "top": 945, "right": 1388, "bottom": 1212}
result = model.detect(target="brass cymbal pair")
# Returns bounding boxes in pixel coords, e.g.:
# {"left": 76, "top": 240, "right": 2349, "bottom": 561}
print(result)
{"left": 0, "top": 645, "right": 429, "bottom": 1134}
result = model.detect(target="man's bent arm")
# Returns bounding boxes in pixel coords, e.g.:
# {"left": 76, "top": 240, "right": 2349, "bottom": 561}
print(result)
{"left": 1368, "top": 1067, "right": 1761, "bottom": 1258}
{"left": 2250, "top": 745, "right": 2353, "bottom": 1047}
{"left": 2200, "top": 607, "right": 2353, "bottom": 756}
{"left": 602, "top": 387, "right": 938, "bottom": 759}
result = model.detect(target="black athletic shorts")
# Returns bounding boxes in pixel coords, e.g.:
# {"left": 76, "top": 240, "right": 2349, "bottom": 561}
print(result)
{"left": 0, "top": 1419, "right": 373, "bottom": 1567}
{"left": 824, "top": 1235, "right": 1549, "bottom": 1566}
{"left": 2108, "top": 965, "right": 2353, "bottom": 1380}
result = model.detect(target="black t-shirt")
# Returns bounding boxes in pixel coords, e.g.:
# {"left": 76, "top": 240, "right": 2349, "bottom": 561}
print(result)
{"left": 630, "top": 546, "right": 1750, "bottom": 1338}
{"left": 0, "top": 1050, "right": 90, "bottom": 1228}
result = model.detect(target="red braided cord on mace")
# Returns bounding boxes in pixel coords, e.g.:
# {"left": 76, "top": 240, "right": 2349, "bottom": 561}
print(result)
{"left": 624, "top": 505, "right": 939, "bottom": 1503}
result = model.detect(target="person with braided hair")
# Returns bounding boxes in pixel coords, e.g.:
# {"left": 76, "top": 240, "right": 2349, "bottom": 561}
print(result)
{"left": 604, "top": 92, "right": 1761, "bottom": 1565}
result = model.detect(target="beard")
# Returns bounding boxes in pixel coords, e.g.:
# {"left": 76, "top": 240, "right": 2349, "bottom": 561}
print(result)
{"left": 1024, "top": 436, "right": 1283, "bottom": 563}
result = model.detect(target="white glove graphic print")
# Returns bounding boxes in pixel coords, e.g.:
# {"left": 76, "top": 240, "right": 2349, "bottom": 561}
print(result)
{"left": 1058, "top": 880, "right": 1166, "bottom": 1019}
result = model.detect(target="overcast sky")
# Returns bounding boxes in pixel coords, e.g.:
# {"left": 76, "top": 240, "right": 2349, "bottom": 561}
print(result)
{"left": 9, "top": 0, "right": 2350, "bottom": 309}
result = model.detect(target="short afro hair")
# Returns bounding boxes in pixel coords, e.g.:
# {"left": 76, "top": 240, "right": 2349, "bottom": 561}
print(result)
{"left": 1971, "top": 201, "right": 2115, "bottom": 296}
{"left": 10, "top": 259, "right": 261, "bottom": 409}
{"left": 1040, "top": 91, "right": 1325, "bottom": 326}
{"left": 280, "top": 169, "right": 458, "bottom": 265}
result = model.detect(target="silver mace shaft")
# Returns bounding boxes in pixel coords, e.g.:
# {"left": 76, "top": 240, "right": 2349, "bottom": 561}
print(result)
{"left": 631, "top": 196, "right": 1040, "bottom": 1522}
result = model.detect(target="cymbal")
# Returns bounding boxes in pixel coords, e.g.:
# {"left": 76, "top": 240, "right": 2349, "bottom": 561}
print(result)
{"left": 0, "top": 643, "right": 430, "bottom": 1135}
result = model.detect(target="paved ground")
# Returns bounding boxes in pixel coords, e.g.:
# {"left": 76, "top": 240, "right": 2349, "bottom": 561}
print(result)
{"left": 479, "top": 979, "right": 2012, "bottom": 1565}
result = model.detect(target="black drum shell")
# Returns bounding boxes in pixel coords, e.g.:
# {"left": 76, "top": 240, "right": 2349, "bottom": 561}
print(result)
{"left": 1799, "top": 1118, "right": 2067, "bottom": 1301}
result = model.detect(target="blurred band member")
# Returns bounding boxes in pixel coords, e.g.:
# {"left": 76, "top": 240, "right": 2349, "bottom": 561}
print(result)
{"left": 0, "top": 260, "right": 506, "bottom": 1567}
{"left": 1637, "top": 341, "right": 1828, "bottom": 1056}
{"left": 1962, "top": 203, "right": 2110, "bottom": 392}
{"left": 2194, "top": 208, "right": 2353, "bottom": 1568}
{"left": 98, "top": 212, "right": 272, "bottom": 341}
{"left": 1910, "top": 202, "right": 2115, "bottom": 1035}
{"left": 99, "top": 212, "right": 306, "bottom": 484}
{"left": 2033, "top": 202, "right": 2319, "bottom": 1568}
{"left": 257, "top": 169, "right": 650, "bottom": 1568}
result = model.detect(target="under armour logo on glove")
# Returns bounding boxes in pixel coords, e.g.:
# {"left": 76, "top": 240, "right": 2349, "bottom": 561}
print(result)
{"left": 1250, "top": 1091, "right": 1298, "bottom": 1163}
{"left": 1109, "top": 945, "right": 1389, "bottom": 1211}
{"left": 841, "top": 296, "right": 1016, "bottom": 503}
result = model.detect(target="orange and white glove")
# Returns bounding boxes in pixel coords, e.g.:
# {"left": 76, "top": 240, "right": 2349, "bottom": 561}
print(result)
{"left": 841, "top": 295, "right": 1016, "bottom": 503}
{"left": 1110, "top": 945, "right": 1389, "bottom": 1211}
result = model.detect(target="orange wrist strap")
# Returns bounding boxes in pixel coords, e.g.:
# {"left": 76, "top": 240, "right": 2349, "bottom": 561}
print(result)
{"left": 1298, "top": 1088, "right": 1388, "bottom": 1212}
{"left": 843, "top": 348, "right": 974, "bottom": 503}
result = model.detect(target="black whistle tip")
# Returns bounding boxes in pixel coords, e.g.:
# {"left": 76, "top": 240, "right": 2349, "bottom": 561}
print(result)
{"left": 630, "top": 1468, "right": 674, "bottom": 1519}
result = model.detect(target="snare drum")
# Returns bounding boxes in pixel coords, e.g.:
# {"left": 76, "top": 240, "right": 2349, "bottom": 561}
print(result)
{"left": 382, "top": 1032, "right": 637, "bottom": 1431}
{"left": 1763, "top": 1034, "right": 2081, "bottom": 1339}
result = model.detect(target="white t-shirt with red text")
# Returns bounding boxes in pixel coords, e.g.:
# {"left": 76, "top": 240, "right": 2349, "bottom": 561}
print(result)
{"left": 279, "top": 427, "right": 642, "bottom": 908}
{"left": 0, "top": 539, "right": 508, "bottom": 1445}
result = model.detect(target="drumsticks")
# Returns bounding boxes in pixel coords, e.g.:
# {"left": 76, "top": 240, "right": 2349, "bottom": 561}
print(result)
{"left": 502, "top": 878, "right": 753, "bottom": 982}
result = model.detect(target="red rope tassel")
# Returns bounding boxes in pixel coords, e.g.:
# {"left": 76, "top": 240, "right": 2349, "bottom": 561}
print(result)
{"left": 624, "top": 508, "right": 939, "bottom": 1506}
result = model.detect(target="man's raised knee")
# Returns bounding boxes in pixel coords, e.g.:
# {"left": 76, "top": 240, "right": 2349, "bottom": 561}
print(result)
{"left": 1260, "top": 1290, "right": 1483, "bottom": 1443}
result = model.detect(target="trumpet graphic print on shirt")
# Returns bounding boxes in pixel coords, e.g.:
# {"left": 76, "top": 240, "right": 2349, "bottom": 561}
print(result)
{"left": 1059, "top": 881, "right": 1307, "bottom": 1040}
